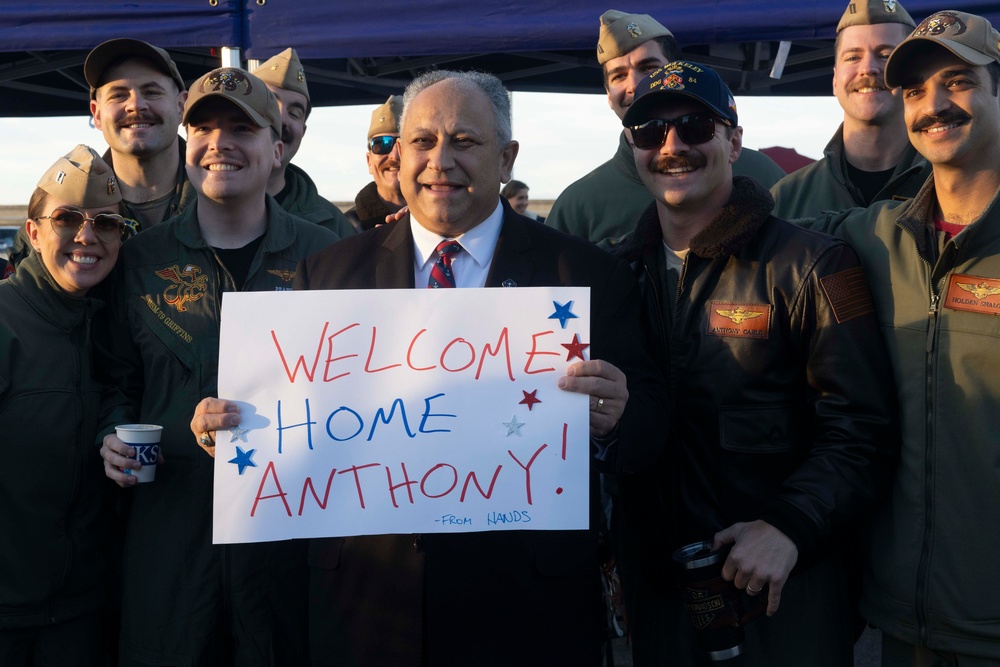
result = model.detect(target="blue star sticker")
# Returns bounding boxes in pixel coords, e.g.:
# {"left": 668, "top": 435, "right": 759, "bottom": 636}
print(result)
{"left": 230, "top": 427, "right": 250, "bottom": 443}
{"left": 548, "top": 301, "right": 578, "bottom": 329}
{"left": 228, "top": 446, "right": 257, "bottom": 475}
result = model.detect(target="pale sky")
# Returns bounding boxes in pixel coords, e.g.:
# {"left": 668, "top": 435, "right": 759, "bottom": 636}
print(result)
{"left": 0, "top": 92, "right": 843, "bottom": 205}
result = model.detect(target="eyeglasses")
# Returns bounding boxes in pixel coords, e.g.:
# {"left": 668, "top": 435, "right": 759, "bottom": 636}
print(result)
{"left": 629, "top": 113, "right": 727, "bottom": 150}
{"left": 368, "top": 135, "right": 398, "bottom": 155}
{"left": 35, "top": 209, "right": 128, "bottom": 243}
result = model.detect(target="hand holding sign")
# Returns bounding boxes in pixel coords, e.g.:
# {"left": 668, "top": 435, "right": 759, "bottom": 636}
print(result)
{"left": 558, "top": 359, "right": 628, "bottom": 437}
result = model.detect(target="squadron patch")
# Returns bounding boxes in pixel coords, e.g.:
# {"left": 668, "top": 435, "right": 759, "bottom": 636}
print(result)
{"left": 943, "top": 274, "right": 1000, "bottom": 316}
{"left": 155, "top": 264, "right": 209, "bottom": 312}
{"left": 820, "top": 266, "right": 875, "bottom": 323}
{"left": 707, "top": 302, "right": 770, "bottom": 339}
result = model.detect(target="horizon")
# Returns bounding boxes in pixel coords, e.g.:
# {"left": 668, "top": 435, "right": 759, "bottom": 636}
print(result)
{"left": 0, "top": 92, "right": 843, "bottom": 206}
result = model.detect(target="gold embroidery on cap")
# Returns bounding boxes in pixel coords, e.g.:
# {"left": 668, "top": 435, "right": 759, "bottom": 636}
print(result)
{"left": 915, "top": 12, "right": 966, "bottom": 37}
{"left": 203, "top": 68, "right": 254, "bottom": 95}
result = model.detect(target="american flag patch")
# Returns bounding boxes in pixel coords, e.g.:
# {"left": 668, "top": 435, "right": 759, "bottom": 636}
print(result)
{"left": 820, "top": 266, "right": 875, "bottom": 323}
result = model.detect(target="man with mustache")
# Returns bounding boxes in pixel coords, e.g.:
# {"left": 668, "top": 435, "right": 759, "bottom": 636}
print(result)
{"left": 546, "top": 10, "right": 786, "bottom": 243}
{"left": 5, "top": 38, "right": 193, "bottom": 274}
{"left": 345, "top": 95, "right": 407, "bottom": 232}
{"left": 86, "top": 38, "right": 194, "bottom": 232}
{"left": 613, "top": 60, "right": 897, "bottom": 665}
{"left": 253, "top": 48, "right": 356, "bottom": 238}
{"left": 771, "top": 0, "right": 931, "bottom": 217}
{"left": 806, "top": 11, "right": 1000, "bottom": 665}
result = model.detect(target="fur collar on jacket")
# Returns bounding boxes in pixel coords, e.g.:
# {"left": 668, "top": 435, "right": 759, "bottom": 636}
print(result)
{"left": 353, "top": 181, "right": 393, "bottom": 223}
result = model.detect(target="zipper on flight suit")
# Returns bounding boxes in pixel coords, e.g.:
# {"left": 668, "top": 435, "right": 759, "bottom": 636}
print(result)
{"left": 914, "top": 238, "right": 955, "bottom": 646}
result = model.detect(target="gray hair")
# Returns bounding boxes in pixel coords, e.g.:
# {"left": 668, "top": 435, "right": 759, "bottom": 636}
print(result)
{"left": 400, "top": 70, "right": 513, "bottom": 147}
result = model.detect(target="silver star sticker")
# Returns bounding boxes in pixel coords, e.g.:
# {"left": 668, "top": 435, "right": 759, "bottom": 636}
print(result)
{"left": 230, "top": 427, "right": 250, "bottom": 443}
{"left": 502, "top": 415, "right": 525, "bottom": 437}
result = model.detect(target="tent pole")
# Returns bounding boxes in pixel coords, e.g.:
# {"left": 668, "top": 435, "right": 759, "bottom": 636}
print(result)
{"left": 220, "top": 47, "right": 242, "bottom": 69}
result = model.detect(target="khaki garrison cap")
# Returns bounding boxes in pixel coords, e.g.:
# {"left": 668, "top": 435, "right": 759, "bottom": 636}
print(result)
{"left": 838, "top": 0, "right": 915, "bottom": 32}
{"left": 183, "top": 67, "right": 283, "bottom": 137}
{"left": 368, "top": 95, "right": 403, "bottom": 139}
{"left": 36, "top": 145, "right": 122, "bottom": 208}
{"left": 597, "top": 10, "right": 673, "bottom": 65}
{"left": 253, "top": 48, "right": 310, "bottom": 103}
{"left": 885, "top": 10, "right": 1000, "bottom": 87}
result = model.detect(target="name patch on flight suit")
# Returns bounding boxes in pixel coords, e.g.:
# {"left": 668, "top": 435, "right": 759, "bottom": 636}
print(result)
{"left": 820, "top": 266, "right": 875, "bottom": 323}
{"left": 707, "top": 302, "right": 771, "bottom": 339}
{"left": 943, "top": 273, "right": 1000, "bottom": 316}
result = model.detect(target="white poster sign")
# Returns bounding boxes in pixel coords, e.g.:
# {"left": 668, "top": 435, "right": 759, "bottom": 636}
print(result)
{"left": 213, "top": 287, "right": 591, "bottom": 544}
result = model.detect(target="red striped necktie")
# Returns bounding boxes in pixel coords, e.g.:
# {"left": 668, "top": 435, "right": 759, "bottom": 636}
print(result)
{"left": 428, "top": 239, "right": 462, "bottom": 288}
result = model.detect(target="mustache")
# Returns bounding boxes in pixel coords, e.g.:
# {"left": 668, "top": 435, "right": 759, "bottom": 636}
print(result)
{"left": 379, "top": 159, "right": 400, "bottom": 171}
{"left": 850, "top": 76, "right": 888, "bottom": 93}
{"left": 114, "top": 112, "right": 162, "bottom": 129}
{"left": 649, "top": 154, "right": 705, "bottom": 174}
{"left": 911, "top": 108, "right": 972, "bottom": 133}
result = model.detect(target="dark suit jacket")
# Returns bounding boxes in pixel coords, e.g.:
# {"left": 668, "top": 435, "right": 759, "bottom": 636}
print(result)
{"left": 295, "top": 201, "right": 665, "bottom": 667}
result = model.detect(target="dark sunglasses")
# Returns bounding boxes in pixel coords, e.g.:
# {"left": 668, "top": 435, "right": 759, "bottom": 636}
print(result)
{"left": 35, "top": 209, "right": 127, "bottom": 243}
{"left": 629, "top": 113, "right": 727, "bottom": 150}
{"left": 368, "top": 135, "right": 398, "bottom": 155}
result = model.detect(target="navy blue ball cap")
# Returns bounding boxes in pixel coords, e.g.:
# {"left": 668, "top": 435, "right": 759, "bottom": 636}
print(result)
{"left": 623, "top": 60, "right": 738, "bottom": 128}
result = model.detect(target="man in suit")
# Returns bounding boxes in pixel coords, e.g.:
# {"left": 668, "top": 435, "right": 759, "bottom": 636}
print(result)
{"left": 193, "top": 69, "right": 665, "bottom": 666}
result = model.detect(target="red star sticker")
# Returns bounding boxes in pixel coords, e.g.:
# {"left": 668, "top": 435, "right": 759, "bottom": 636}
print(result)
{"left": 519, "top": 389, "right": 541, "bottom": 411}
{"left": 561, "top": 334, "right": 590, "bottom": 361}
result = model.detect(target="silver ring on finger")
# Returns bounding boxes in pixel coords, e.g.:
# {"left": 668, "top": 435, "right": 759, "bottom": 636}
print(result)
{"left": 596, "top": 397, "right": 605, "bottom": 411}
{"left": 747, "top": 583, "right": 762, "bottom": 594}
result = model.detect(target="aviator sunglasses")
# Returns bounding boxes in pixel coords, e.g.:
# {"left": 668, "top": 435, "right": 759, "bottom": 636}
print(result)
{"left": 35, "top": 209, "right": 128, "bottom": 244}
{"left": 629, "top": 112, "right": 728, "bottom": 150}
{"left": 368, "top": 135, "right": 398, "bottom": 155}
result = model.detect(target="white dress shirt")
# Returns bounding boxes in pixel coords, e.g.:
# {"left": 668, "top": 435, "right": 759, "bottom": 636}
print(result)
{"left": 411, "top": 200, "right": 504, "bottom": 288}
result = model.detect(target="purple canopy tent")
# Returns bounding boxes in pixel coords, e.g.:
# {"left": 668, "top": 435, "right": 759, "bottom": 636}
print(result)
{"left": 3, "top": 0, "right": 999, "bottom": 116}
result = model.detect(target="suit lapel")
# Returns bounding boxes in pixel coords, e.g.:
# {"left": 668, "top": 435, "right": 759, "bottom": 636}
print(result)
{"left": 485, "top": 205, "right": 537, "bottom": 288}
{"left": 375, "top": 215, "right": 416, "bottom": 289}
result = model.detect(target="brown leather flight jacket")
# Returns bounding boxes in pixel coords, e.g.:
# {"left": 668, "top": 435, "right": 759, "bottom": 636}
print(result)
{"left": 612, "top": 177, "right": 899, "bottom": 575}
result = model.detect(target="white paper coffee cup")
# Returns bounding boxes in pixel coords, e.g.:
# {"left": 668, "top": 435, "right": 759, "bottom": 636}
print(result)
{"left": 116, "top": 424, "right": 163, "bottom": 483}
